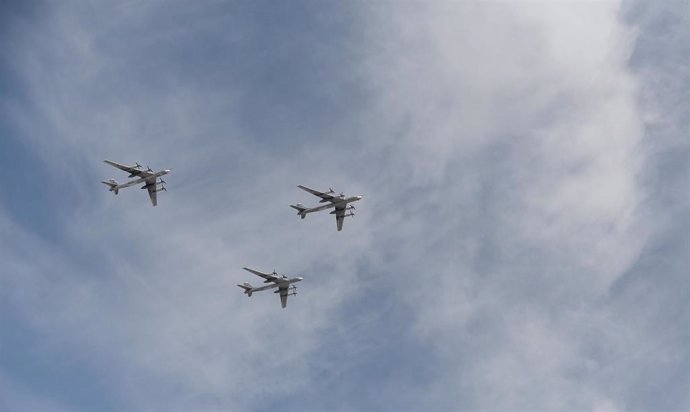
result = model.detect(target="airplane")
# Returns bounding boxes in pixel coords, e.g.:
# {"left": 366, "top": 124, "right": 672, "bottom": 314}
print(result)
{"left": 290, "top": 185, "right": 363, "bottom": 231}
{"left": 101, "top": 160, "right": 171, "bottom": 206}
{"left": 237, "top": 267, "right": 303, "bottom": 308}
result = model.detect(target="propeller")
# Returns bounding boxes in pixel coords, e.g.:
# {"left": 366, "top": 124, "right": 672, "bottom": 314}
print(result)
{"left": 159, "top": 178, "right": 166, "bottom": 184}
{"left": 328, "top": 187, "right": 335, "bottom": 194}
{"left": 146, "top": 166, "right": 153, "bottom": 172}
{"left": 135, "top": 162, "right": 143, "bottom": 169}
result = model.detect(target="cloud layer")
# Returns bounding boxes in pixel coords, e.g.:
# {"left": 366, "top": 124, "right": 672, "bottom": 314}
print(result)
{"left": 1, "top": 1, "right": 688, "bottom": 410}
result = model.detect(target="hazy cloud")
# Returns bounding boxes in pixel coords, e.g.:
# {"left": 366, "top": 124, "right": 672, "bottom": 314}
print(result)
{"left": 1, "top": 1, "right": 688, "bottom": 411}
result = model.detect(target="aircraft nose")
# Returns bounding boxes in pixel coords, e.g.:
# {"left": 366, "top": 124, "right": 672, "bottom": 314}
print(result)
{"left": 357, "top": 195, "right": 364, "bottom": 200}
{"left": 298, "top": 277, "right": 304, "bottom": 281}
{"left": 164, "top": 169, "right": 171, "bottom": 174}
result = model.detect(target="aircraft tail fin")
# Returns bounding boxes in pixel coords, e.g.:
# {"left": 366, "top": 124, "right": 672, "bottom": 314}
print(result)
{"left": 290, "top": 203, "right": 308, "bottom": 219}
{"left": 237, "top": 282, "right": 253, "bottom": 297}
{"left": 101, "top": 179, "right": 119, "bottom": 195}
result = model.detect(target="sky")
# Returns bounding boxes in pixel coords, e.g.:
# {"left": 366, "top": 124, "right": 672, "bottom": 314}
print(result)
{"left": 0, "top": 1, "right": 688, "bottom": 411}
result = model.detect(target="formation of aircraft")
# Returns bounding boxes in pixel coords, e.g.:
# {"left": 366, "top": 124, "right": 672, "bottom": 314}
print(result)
{"left": 102, "top": 161, "right": 363, "bottom": 308}
{"left": 101, "top": 160, "right": 171, "bottom": 206}
{"left": 290, "top": 185, "right": 364, "bottom": 231}
{"left": 237, "top": 267, "right": 303, "bottom": 308}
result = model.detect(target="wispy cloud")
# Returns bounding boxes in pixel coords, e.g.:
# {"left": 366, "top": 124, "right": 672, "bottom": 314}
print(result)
{"left": 1, "top": 1, "right": 688, "bottom": 411}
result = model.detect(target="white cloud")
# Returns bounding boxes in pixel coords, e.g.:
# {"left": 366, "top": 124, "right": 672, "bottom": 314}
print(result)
{"left": 4, "top": 0, "right": 686, "bottom": 410}
{"left": 347, "top": 1, "right": 647, "bottom": 409}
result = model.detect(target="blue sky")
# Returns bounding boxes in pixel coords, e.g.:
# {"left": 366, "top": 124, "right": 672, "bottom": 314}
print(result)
{"left": 1, "top": 1, "right": 689, "bottom": 411}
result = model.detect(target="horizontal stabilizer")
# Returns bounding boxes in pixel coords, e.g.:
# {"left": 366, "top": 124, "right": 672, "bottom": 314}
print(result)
{"left": 101, "top": 180, "right": 119, "bottom": 194}
{"left": 290, "top": 203, "right": 308, "bottom": 218}
{"left": 237, "top": 283, "right": 253, "bottom": 296}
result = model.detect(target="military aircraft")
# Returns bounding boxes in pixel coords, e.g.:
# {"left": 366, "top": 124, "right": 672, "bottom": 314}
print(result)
{"left": 101, "top": 160, "right": 171, "bottom": 206}
{"left": 290, "top": 185, "right": 363, "bottom": 231}
{"left": 237, "top": 267, "right": 303, "bottom": 308}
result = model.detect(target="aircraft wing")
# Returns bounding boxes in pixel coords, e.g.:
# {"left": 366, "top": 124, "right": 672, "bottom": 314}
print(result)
{"left": 104, "top": 160, "right": 152, "bottom": 178}
{"left": 278, "top": 284, "right": 289, "bottom": 308}
{"left": 298, "top": 185, "right": 336, "bottom": 202}
{"left": 243, "top": 267, "right": 280, "bottom": 283}
{"left": 334, "top": 204, "right": 346, "bottom": 231}
{"left": 144, "top": 177, "right": 158, "bottom": 206}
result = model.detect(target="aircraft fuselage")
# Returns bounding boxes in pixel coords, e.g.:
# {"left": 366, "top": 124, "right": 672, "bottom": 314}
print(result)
{"left": 115, "top": 170, "right": 170, "bottom": 190}
{"left": 248, "top": 277, "right": 303, "bottom": 293}
{"left": 303, "top": 196, "right": 363, "bottom": 215}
